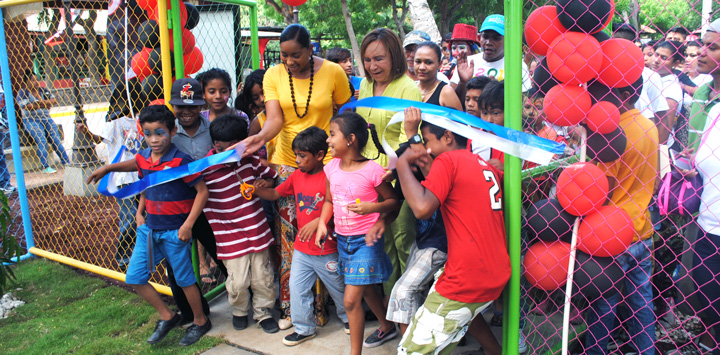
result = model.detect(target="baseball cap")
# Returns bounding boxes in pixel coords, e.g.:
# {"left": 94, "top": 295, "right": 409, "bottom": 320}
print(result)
{"left": 169, "top": 78, "right": 205, "bottom": 106}
{"left": 403, "top": 30, "right": 431, "bottom": 48}
{"left": 708, "top": 18, "right": 720, "bottom": 33}
{"left": 480, "top": 14, "right": 505, "bottom": 36}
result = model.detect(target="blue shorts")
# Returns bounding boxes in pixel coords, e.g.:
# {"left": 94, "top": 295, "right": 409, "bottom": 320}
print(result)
{"left": 335, "top": 233, "right": 392, "bottom": 286}
{"left": 125, "top": 224, "right": 196, "bottom": 287}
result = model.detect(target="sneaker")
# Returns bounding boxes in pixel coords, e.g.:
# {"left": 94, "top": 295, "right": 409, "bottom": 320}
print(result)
{"left": 363, "top": 326, "right": 398, "bottom": 348}
{"left": 179, "top": 319, "right": 212, "bottom": 346}
{"left": 282, "top": 332, "right": 316, "bottom": 346}
{"left": 519, "top": 331, "right": 528, "bottom": 354}
{"left": 278, "top": 317, "right": 293, "bottom": 330}
{"left": 344, "top": 322, "right": 350, "bottom": 335}
{"left": 1, "top": 186, "right": 15, "bottom": 194}
{"left": 260, "top": 318, "right": 279, "bottom": 334}
{"left": 232, "top": 315, "right": 248, "bottom": 330}
{"left": 42, "top": 167, "right": 57, "bottom": 174}
{"left": 147, "top": 313, "right": 182, "bottom": 344}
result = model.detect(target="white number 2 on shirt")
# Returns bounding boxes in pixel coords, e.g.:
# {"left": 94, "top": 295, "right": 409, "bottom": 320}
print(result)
{"left": 483, "top": 170, "right": 502, "bottom": 211}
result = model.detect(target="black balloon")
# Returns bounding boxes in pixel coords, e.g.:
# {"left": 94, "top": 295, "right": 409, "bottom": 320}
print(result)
{"left": 556, "top": 0, "right": 612, "bottom": 34}
{"left": 586, "top": 125, "right": 627, "bottom": 163}
{"left": 591, "top": 30, "right": 610, "bottom": 43}
{"left": 587, "top": 79, "right": 621, "bottom": 107}
{"left": 147, "top": 49, "right": 174, "bottom": 74}
{"left": 533, "top": 58, "right": 560, "bottom": 96}
{"left": 526, "top": 199, "right": 575, "bottom": 243}
{"left": 572, "top": 251, "right": 622, "bottom": 300}
{"left": 139, "top": 20, "right": 159, "bottom": 49}
{"left": 185, "top": 3, "right": 200, "bottom": 30}
{"left": 142, "top": 74, "right": 164, "bottom": 102}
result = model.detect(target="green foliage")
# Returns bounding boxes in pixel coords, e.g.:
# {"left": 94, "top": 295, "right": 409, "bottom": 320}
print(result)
{"left": 0, "top": 192, "right": 21, "bottom": 296}
{"left": 614, "top": 0, "right": 702, "bottom": 34}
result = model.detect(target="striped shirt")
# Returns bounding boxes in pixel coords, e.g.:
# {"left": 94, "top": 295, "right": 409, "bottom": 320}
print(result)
{"left": 136, "top": 144, "right": 201, "bottom": 230}
{"left": 202, "top": 151, "right": 277, "bottom": 259}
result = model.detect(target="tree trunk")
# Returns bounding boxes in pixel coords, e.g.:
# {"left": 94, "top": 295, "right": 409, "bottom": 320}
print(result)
{"left": 42, "top": 9, "right": 61, "bottom": 89}
{"left": 265, "top": 0, "right": 295, "bottom": 24}
{"left": 408, "top": 0, "right": 441, "bottom": 43}
{"left": 79, "top": 10, "right": 100, "bottom": 88}
{"left": 340, "top": 0, "right": 364, "bottom": 77}
{"left": 391, "top": 0, "right": 409, "bottom": 40}
{"left": 630, "top": 0, "right": 640, "bottom": 31}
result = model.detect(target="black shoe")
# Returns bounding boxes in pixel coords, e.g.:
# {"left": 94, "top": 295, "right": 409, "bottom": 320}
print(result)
{"left": 282, "top": 332, "right": 316, "bottom": 346}
{"left": 344, "top": 322, "right": 350, "bottom": 335}
{"left": 260, "top": 318, "right": 279, "bottom": 334}
{"left": 146, "top": 313, "right": 182, "bottom": 344}
{"left": 233, "top": 315, "right": 248, "bottom": 330}
{"left": 179, "top": 319, "right": 212, "bottom": 346}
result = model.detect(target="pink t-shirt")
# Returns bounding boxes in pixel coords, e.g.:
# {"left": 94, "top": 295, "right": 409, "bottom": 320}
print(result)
{"left": 324, "top": 158, "right": 385, "bottom": 236}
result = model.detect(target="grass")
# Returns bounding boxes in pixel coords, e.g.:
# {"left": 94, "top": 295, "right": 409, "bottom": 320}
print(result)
{"left": 0, "top": 258, "right": 224, "bottom": 355}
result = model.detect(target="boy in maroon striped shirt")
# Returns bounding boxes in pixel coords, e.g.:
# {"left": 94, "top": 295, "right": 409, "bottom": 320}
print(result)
{"left": 202, "top": 114, "right": 279, "bottom": 333}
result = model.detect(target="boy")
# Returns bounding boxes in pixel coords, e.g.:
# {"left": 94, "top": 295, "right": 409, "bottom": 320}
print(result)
{"left": 253, "top": 126, "right": 349, "bottom": 346}
{"left": 202, "top": 114, "right": 280, "bottom": 334}
{"left": 88, "top": 105, "right": 211, "bottom": 346}
{"left": 475, "top": 80, "right": 505, "bottom": 173}
{"left": 464, "top": 76, "right": 494, "bottom": 117}
{"left": 396, "top": 120, "right": 510, "bottom": 355}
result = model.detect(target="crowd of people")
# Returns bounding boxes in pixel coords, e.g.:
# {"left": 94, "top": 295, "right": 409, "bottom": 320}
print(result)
{"left": 79, "top": 14, "right": 720, "bottom": 355}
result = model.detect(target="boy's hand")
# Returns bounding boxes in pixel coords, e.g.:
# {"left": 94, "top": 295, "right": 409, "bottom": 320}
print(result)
{"left": 315, "top": 223, "right": 328, "bottom": 248}
{"left": 347, "top": 201, "right": 375, "bottom": 215}
{"left": 456, "top": 52, "right": 474, "bottom": 83}
{"left": 381, "top": 170, "right": 395, "bottom": 183}
{"left": 403, "top": 107, "right": 422, "bottom": 138}
{"left": 489, "top": 158, "right": 504, "bottom": 172}
{"left": 178, "top": 223, "right": 193, "bottom": 243}
{"left": 86, "top": 166, "right": 108, "bottom": 184}
{"left": 298, "top": 218, "right": 319, "bottom": 242}
{"left": 75, "top": 122, "right": 89, "bottom": 134}
{"left": 399, "top": 146, "right": 432, "bottom": 170}
{"left": 365, "top": 219, "right": 386, "bottom": 246}
{"left": 253, "top": 179, "right": 271, "bottom": 189}
{"left": 136, "top": 213, "right": 145, "bottom": 227}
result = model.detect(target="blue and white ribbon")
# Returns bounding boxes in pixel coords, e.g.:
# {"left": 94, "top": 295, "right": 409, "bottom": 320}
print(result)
{"left": 340, "top": 97, "right": 566, "bottom": 169}
{"left": 98, "top": 144, "right": 246, "bottom": 199}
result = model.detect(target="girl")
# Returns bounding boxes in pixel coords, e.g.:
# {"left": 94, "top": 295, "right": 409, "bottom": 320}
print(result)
{"left": 197, "top": 68, "right": 250, "bottom": 126}
{"left": 315, "top": 112, "right": 400, "bottom": 354}
{"left": 413, "top": 42, "right": 462, "bottom": 109}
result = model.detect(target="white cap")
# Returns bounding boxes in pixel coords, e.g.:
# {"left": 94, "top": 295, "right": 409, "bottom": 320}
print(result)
{"left": 707, "top": 18, "right": 720, "bottom": 33}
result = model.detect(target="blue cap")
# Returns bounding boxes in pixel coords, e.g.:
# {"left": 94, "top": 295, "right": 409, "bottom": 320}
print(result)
{"left": 403, "top": 30, "right": 432, "bottom": 47}
{"left": 480, "top": 14, "right": 505, "bottom": 36}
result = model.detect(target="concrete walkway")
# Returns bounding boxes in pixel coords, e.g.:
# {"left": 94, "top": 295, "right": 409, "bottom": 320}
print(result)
{"left": 202, "top": 290, "right": 502, "bottom": 355}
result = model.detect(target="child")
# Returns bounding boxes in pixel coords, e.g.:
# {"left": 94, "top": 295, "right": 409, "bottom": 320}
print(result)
{"left": 476, "top": 80, "right": 506, "bottom": 173}
{"left": 395, "top": 119, "right": 510, "bottom": 355}
{"left": 197, "top": 68, "right": 250, "bottom": 127}
{"left": 463, "top": 75, "right": 494, "bottom": 117}
{"left": 88, "top": 105, "right": 211, "bottom": 346}
{"left": 315, "top": 112, "right": 400, "bottom": 354}
{"left": 202, "top": 114, "right": 280, "bottom": 334}
{"left": 253, "top": 126, "right": 350, "bottom": 346}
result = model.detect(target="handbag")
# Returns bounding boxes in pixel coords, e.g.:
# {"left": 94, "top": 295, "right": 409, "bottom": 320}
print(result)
{"left": 657, "top": 170, "right": 703, "bottom": 216}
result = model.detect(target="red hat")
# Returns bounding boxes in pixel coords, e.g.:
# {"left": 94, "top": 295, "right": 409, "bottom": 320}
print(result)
{"left": 449, "top": 23, "right": 479, "bottom": 44}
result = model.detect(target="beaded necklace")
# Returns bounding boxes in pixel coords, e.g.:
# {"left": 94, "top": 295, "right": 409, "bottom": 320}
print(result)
{"left": 287, "top": 56, "right": 315, "bottom": 118}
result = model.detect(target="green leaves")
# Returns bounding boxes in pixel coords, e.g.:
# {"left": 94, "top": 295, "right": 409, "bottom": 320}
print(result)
{"left": 0, "top": 192, "right": 20, "bottom": 296}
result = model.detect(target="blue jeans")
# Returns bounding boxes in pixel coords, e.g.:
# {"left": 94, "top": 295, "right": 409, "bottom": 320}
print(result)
{"left": 23, "top": 117, "right": 69, "bottom": 168}
{"left": 290, "top": 250, "right": 348, "bottom": 335}
{"left": 116, "top": 191, "right": 138, "bottom": 265}
{"left": 693, "top": 228, "right": 720, "bottom": 355}
{"left": 0, "top": 131, "right": 10, "bottom": 187}
{"left": 585, "top": 238, "right": 655, "bottom": 355}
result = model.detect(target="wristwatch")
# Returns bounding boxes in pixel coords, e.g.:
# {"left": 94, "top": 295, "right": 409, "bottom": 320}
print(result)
{"left": 409, "top": 134, "right": 423, "bottom": 145}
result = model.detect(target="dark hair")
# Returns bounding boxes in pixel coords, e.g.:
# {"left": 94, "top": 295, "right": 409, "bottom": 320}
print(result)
{"left": 686, "top": 40, "right": 702, "bottom": 49}
{"left": 209, "top": 114, "right": 249, "bottom": 142}
{"left": 139, "top": 104, "right": 176, "bottom": 131}
{"left": 197, "top": 68, "right": 232, "bottom": 94}
{"left": 416, "top": 41, "right": 442, "bottom": 62}
{"left": 326, "top": 47, "right": 352, "bottom": 63}
{"left": 235, "top": 69, "right": 266, "bottom": 116}
{"left": 443, "top": 33, "right": 453, "bottom": 42}
{"left": 527, "top": 87, "right": 544, "bottom": 100}
{"left": 615, "top": 75, "right": 643, "bottom": 105}
{"left": 478, "top": 80, "right": 504, "bottom": 110}
{"left": 669, "top": 26, "right": 690, "bottom": 37}
{"left": 280, "top": 24, "right": 312, "bottom": 49}
{"left": 292, "top": 126, "right": 328, "bottom": 156}
{"left": 654, "top": 40, "right": 685, "bottom": 63}
{"left": 641, "top": 40, "right": 658, "bottom": 52}
{"left": 23, "top": 68, "right": 35, "bottom": 81}
{"left": 420, "top": 120, "right": 469, "bottom": 147}
{"left": 466, "top": 76, "right": 494, "bottom": 91}
{"left": 330, "top": 111, "right": 385, "bottom": 161}
{"left": 361, "top": 28, "right": 407, "bottom": 82}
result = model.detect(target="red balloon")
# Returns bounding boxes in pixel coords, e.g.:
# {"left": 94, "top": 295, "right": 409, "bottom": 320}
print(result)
{"left": 557, "top": 162, "right": 609, "bottom": 216}
{"left": 544, "top": 84, "right": 592, "bottom": 127}
{"left": 585, "top": 101, "right": 620, "bottom": 134}
{"left": 282, "top": 0, "right": 308, "bottom": 6}
{"left": 525, "top": 6, "right": 568, "bottom": 56}
{"left": 547, "top": 32, "right": 603, "bottom": 85}
{"left": 578, "top": 205, "right": 634, "bottom": 257}
{"left": 131, "top": 48, "right": 154, "bottom": 82}
{"left": 149, "top": 99, "right": 166, "bottom": 106}
{"left": 169, "top": 28, "right": 195, "bottom": 55}
{"left": 183, "top": 46, "right": 204, "bottom": 74}
{"left": 147, "top": 0, "right": 187, "bottom": 27}
{"left": 137, "top": 0, "right": 157, "bottom": 11}
{"left": 597, "top": 38, "right": 645, "bottom": 88}
{"left": 523, "top": 241, "right": 571, "bottom": 291}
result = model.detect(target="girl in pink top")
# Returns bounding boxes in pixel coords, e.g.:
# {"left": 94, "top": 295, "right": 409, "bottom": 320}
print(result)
{"left": 316, "top": 112, "right": 400, "bottom": 354}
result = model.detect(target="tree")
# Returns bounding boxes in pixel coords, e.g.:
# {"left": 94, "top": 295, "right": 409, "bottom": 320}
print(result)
{"left": 77, "top": 10, "right": 100, "bottom": 86}
{"left": 614, "top": 0, "right": 702, "bottom": 34}
{"left": 391, "top": 0, "right": 410, "bottom": 39}
{"left": 340, "top": 0, "right": 364, "bottom": 76}
{"left": 38, "top": 9, "right": 61, "bottom": 88}
{"left": 264, "top": 0, "right": 295, "bottom": 24}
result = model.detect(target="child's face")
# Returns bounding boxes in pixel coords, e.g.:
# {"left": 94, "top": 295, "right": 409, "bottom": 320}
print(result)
{"left": 339, "top": 57, "right": 354, "bottom": 76}
{"left": 204, "top": 79, "right": 230, "bottom": 113}
{"left": 250, "top": 83, "right": 265, "bottom": 114}
{"left": 142, "top": 121, "right": 176, "bottom": 155}
{"left": 420, "top": 125, "right": 450, "bottom": 158}
{"left": 481, "top": 104, "right": 505, "bottom": 126}
{"left": 522, "top": 97, "right": 545, "bottom": 127}
{"left": 327, "top": 121, "right": 349, "bottom": 158}
{"left": 294, "top": 149, "right": 324, "bottom": 173}
{"left": 173, "top": 104, "right": 203, "bottom": 128}
{"left": 465, "top": 89, "right": 483, "bottom": 118}
{"left": 213, "top": 140, "right": 239, "bottom": 153}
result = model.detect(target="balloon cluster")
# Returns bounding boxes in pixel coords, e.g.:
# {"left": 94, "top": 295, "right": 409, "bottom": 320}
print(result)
{"left": 526, "top": 1, "right": 644, "bottom": 163}
{"left": 131, "top": 0, "right": 203, "bottom": 104}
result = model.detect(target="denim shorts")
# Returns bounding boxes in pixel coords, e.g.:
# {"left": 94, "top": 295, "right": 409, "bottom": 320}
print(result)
{"left": 335, "top": 232, "right": 392, "bottom": 285}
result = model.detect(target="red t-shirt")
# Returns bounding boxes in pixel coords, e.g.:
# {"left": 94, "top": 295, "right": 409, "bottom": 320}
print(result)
{"left": 275, "top": 169, "right": 337, "bottom": 255}
{"left": 421, "top": 149, "right": 511, "bottom": 303}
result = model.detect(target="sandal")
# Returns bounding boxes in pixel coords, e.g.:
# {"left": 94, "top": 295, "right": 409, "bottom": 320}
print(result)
{"left": 200, "top": 266, "right": 217, "bottom": 284}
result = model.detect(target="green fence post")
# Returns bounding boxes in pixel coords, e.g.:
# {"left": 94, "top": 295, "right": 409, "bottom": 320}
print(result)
{"left": 171, "top": 0, "right": 185, "bottom": 78}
